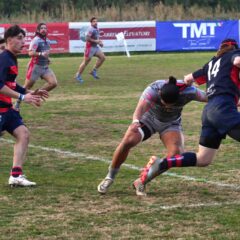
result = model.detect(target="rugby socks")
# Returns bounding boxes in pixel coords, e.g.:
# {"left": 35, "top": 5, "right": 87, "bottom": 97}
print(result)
{"left": 11, "top": 166, "right": 23, "bottom": 178}
{"left": 165, "top": 152, "right": 197, "bottom": 168}
{"left": 142, "top": 152, "right": 197, "bottom": 184}
{"left": 106, "top": 166, "right": 119, "bottom": 180}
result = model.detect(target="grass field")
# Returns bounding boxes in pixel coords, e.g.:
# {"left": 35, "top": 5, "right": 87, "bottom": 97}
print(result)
{"left": 1, "top": 52, "right": 240, "bottom": 240}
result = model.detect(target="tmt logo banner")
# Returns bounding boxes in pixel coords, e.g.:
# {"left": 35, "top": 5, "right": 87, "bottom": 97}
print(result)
{"left": 173, "top": 22, "right": 219, "bottom": 38}
{"left": 156, "top": 20, "right": 239, "bottom": 51}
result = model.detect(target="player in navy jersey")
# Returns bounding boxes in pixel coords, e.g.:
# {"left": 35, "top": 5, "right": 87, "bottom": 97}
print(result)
{"left": 75, "top": 17, "right": 106, "bottom": 83}
{"left": 136, "top": 39, "right": 240, "bottom": 196}
{"left": 97, "top": 76, "right": 207, "bottom": 195}
{"left": 0, "top": 25, "right": 48, "bottom": 187}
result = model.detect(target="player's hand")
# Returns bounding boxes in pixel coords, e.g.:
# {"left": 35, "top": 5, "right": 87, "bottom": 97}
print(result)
{"left": 23, "top": 93, "right": 42, "bottom": 107}
{"left": 42, "top": 51, "right": 49, "bottom": 57}
{"left": 32, "top": 89, "right": 49, "bottom": 101}
{"left": 184, "top": 73, "right": 194, "bottom": 86}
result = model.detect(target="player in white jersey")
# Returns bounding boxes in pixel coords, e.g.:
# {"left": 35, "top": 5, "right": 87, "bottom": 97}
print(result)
{"left": 97, "top": 76, "right": 207, "bottom": 195}
{"left": 75, "top": 17, "right": 106, "bottom": 83}
{"left": 24, "top": 23, "right": 57, "bottom": 91}
{"left": 15, "top": 23, "right": 57, "bottom": 110}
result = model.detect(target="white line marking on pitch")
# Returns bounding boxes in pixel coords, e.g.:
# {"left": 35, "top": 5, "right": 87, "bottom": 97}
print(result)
{"left": 158, "top": 200, "right": 240, "bottom": 210}
{"left": 1, "top": 138, "right": 240, "bottom": 191}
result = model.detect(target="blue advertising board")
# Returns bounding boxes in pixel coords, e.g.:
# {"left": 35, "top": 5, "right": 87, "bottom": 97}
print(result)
{"left": 156, "top": 20, "right": 239, "bottom": 51}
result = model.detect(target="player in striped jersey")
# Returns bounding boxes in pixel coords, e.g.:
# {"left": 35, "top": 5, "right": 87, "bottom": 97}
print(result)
{"left": 0, "top": 25, "right": 48, "bottom": 187}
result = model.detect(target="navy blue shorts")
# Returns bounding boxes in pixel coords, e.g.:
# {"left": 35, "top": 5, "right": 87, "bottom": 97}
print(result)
{"left": 0, "top": 109, "right": 24, "bottom": 134}
{"left": 200, "top": 95, "right": 240, "bottom": 149}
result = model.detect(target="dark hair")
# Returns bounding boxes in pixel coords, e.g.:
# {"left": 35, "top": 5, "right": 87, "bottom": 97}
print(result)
{"left": 90, "top": 17, "right": 97, "bottom": 22}
{"left": 160, "top": 76, "right": 180, "bottom": 104}
{"left": 217, "top": 38, "right": 239, "bottom": 57}
{"left": 0, "top": 37, "right": 4, "bottom": 44}
{"left": 36, "top": 22, "right": 46, "bottom": 32}
{"left": 4, "top": 25, "right": 25, "bottom": 41}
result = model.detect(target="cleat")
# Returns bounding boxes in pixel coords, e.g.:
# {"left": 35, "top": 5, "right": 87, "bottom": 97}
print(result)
{"left": 97, "top": 177, "right": 113, "bottom": 194}
{"left": 8, "top": 175, "right": 36, "bottom": 187}
{"left": 133, "top": 178, "right": 147, "bottom": 196}
{"left": 140, "top": 156, "right": 158, "bottom": 184}
{"left": 89, "top": 69, "right": 100, "bottom": 79}
{"left": 75, "top": 74, "right": 84, "bottom": 83}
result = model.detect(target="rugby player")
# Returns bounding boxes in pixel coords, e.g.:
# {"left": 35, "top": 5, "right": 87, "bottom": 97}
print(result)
{"left": 137, "top": 39, "right": 240, "bottom": 196}
{"left": 75, "top": 17, "right": 106, "bottom": 83}
{"left": 15, "top": 23, "right": 57, "bottom": 110}
{"left": 0, "top": 25, "right": 48, "bottom": 187}
{"left": 25, "top": 23, "right": 57, "bottom": 92}
{"left": 97, "top": 76, "right": 207, "bottom": 195}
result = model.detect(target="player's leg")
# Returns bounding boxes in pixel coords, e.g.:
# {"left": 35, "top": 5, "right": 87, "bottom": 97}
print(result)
{"left": 138, "top": 129, "right": 220, "bottom": 193}
{"left": 41, "top": 68, "right": 58, "bottom": 92}
{"left": 24, "top": 62, "right": 41, "bottom": 90}
{"left": 161, "top": 130, "right": 184, "bottom": 155}
{"left": 75, "top": 57, "right": 91, "bottom": 83}
{"left": 94, "top": 50, "right": 106, "bottom": 69}
{"left": 97, "top": 124, "right": 152, "bottom": 194}
{"left": 133, "top": 130, "right": 184, "bottom": 196}
{"left": 78, "top": 57, "right": 91, "bottom": 74}
{"left": 90, "top": 50, "right": 106, "bottom": 79}
{"left": 6, "top": 110, "right": 36, "bottom": 187}
{"left": 24, "top": 79, "right": 35, "bottom": 90}
{"left": 75, "top": 47, "right": 92, "bottom": 82}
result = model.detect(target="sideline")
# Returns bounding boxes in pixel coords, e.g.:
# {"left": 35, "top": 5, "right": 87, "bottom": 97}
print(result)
{"left": 1, "top": 138, "right": 240, "bottom": 191}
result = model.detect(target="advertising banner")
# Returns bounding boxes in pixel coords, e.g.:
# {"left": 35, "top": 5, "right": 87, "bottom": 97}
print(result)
{"left": 156, "top": 20, "right": 239, "bottom": 51}
{"left": 69, "top": 21, "right": 156, "bottom": 53}
{"left": 0, "top": 23, "right": 69, "bottom": 53}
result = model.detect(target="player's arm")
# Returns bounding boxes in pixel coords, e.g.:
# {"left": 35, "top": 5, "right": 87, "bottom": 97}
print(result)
{"left": 15, "top": 83, "right": 48, "bottom": 100}
{"left": 195, "top": 88, "right": 208, "bottom": 102}
{"left": 86, "top": 34, "right": 103, "bottom": 46}
{"left": 28, "top": 39, "right": 49, "bottom": 58}
{"left": 0, "top": 84, "right": 42, "bottom": 105}
{"left": 28, "top": 40, "right": 41, "bottom": 57}
{"left": 132, "top": 87, "right": 156, "bottom": 124}
{"left": 132, "top": 98, "right": 152, "bottom": 124}
{"left": 184, "top": 68, "right": 207, "bottom": 86}
{"left": 184, "top": 73, "right": 194, "bottom": 86}
{"left": 0, "top": 84, "right": 24, "bottom": 99}
{"left": 233, "top": 56, "right": 240, "bottom": 68}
